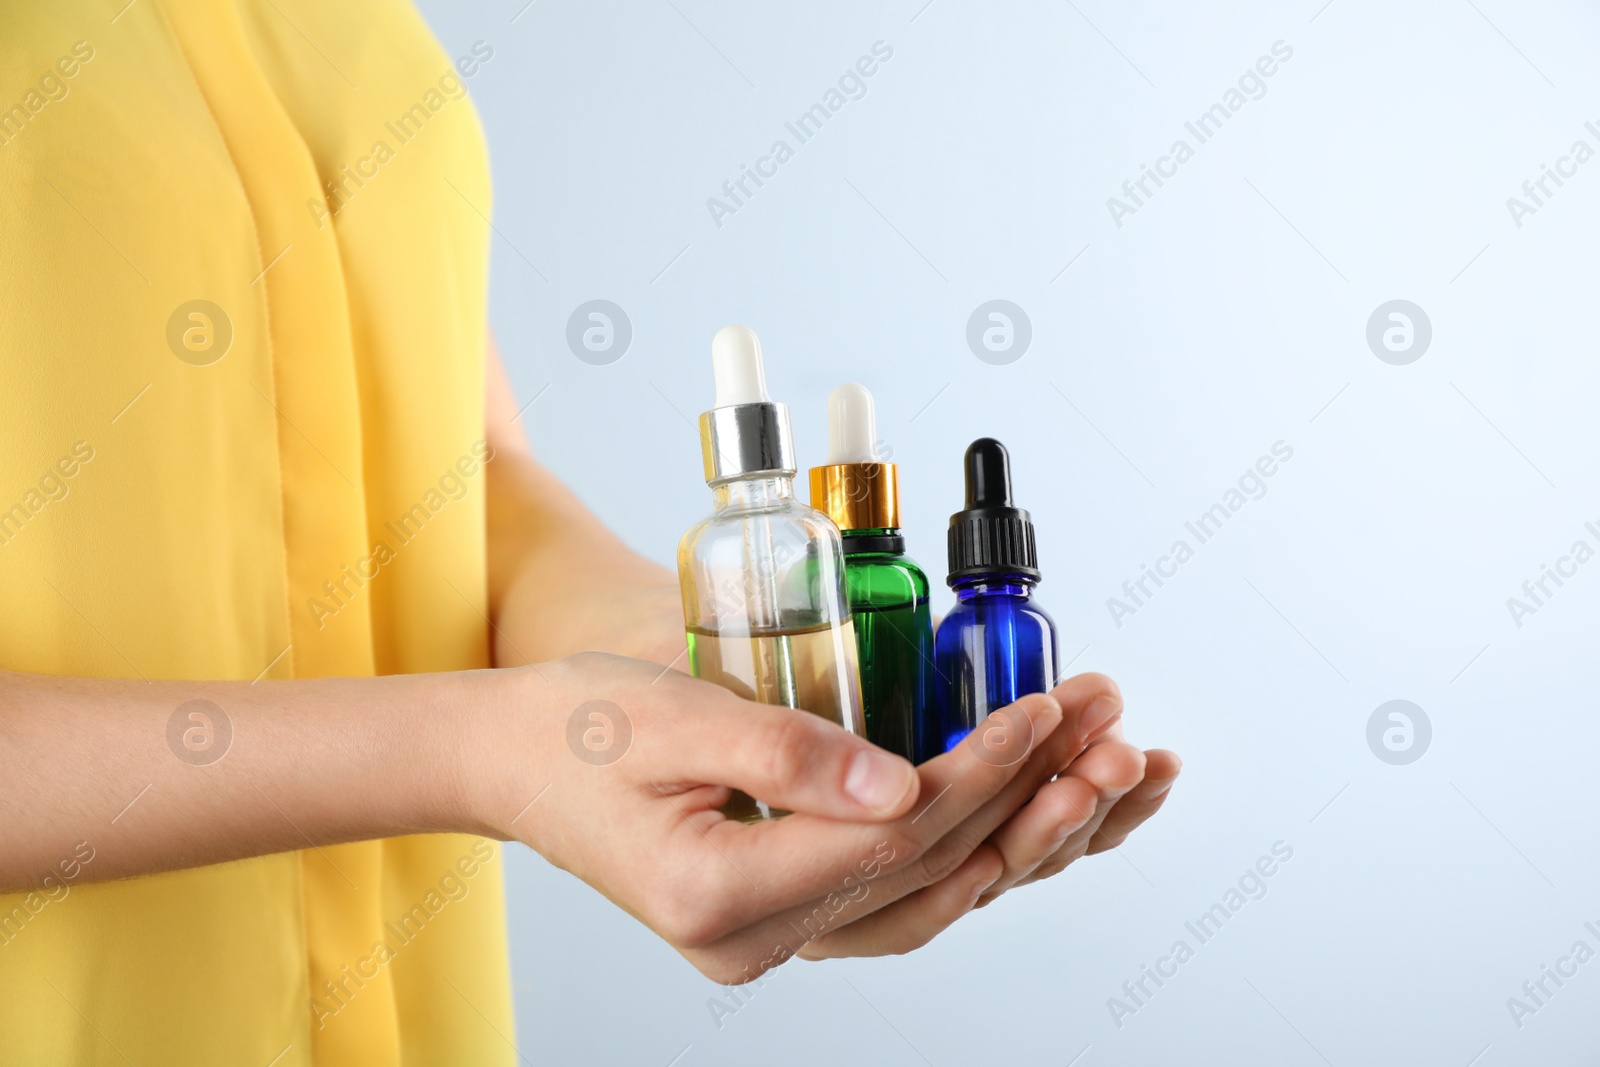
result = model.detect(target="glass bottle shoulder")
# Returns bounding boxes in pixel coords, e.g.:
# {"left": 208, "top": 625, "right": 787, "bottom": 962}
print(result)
{"left": 842, "top": 551, "right": 931, "bottom": 609}
{"left": 677, "top": 482, "right": 850, "bottom": 633}
{"left": 941, "top": 585, "right": 1055, "bottom": 634}
{"left": 677, "top": 497, "right": 840, "bottom": 561}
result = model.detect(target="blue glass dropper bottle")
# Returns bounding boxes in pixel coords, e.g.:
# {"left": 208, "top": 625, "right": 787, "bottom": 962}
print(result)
{"left": 923, "top": 438, "right": 1059, "bottom": 760}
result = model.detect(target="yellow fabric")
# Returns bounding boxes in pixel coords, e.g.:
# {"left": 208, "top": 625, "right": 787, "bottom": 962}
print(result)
{"left": 0, "top": 2, "right": 513, "bottom": 1063}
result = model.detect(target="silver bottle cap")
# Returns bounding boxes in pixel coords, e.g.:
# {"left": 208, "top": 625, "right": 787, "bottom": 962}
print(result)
{"left": 698, "top": 325, "right": 797, "bottom": 485}
{"left": 700, "top": 402, "right": 796, "bottom": 484}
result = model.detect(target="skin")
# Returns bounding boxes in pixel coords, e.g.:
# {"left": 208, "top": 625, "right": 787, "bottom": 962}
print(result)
{"left": 0, "top": 340, "right": 1181, "bottom": 985}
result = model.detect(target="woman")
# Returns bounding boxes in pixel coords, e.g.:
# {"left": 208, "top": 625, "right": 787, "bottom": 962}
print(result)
{"left": 0, "top": 2, "right": 1180, "bottom": 1063}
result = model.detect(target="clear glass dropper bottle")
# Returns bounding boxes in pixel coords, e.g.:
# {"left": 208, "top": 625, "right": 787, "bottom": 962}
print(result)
{"left": 677, "top": 325, "right": 865, "bottom": 821}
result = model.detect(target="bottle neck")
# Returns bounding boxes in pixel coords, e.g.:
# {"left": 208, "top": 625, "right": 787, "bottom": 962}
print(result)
{"left": 712, "top": 474, "right": 796, "bottom": 511}
{"left": 841, "top": 528, "right": 905, "bottom": 556}
{"left": 951, "top": 574, "right": 1036, "bottom": 600}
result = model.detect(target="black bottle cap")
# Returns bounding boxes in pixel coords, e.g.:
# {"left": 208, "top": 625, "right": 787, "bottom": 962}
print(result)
{"left": 946, "top": 438, "right": 1040, "bottom": 585}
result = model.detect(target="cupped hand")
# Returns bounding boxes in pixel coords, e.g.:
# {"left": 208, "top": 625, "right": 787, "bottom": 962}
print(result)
{"left": 794, "top": 676, "right": 1180, "bottom": 959}
{"left": 470, "top": 654, "right": 1175, "bottom": 982}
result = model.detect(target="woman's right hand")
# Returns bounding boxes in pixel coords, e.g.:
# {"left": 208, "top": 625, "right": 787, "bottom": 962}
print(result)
{"left": 464, "top": 652, "right": 1130, "bottom": 984}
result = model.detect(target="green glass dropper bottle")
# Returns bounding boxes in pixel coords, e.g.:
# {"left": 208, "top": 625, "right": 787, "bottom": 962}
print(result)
{"left": 809, "top": 383, "right": 933, "bottom": 763}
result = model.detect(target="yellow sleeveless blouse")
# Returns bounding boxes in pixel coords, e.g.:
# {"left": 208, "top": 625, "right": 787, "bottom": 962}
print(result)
{"left": 0, "top": 2, "right": 514, "bottom": 1063}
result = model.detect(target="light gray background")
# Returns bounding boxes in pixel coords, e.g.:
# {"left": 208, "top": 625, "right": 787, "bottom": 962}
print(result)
{"left": 417, "top": 2, "right": 1600, "bottom": 1063}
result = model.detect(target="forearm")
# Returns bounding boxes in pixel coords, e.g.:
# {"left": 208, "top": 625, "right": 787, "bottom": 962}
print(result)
{"left": 485, "top": 440, "right": 675, "bottom": 665}
{"left": 487, "top": 443, "right": 667, "bottom": 594}
{"left": 481, "top": 336, "right": 679, "bottom": 666}
{"left": 0, "top": 668, "right": 491, "bottom": 893}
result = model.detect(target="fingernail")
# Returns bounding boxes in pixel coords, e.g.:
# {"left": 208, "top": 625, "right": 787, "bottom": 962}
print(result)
{"left": 1147, "top": 777, "right": 1177, "bottom": 797}
{"left": 845, "top": 749, "right": 913, "bottom": 813}
{"left": 1083, "top": 693, "right": 1122, "bottom": 735}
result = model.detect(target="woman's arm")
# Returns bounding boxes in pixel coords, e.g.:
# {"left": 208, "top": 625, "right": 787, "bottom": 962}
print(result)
{"left": 482, "top": 340, "right": 684, "bottom": 667}
{"left": 0, "top": 667, "right": 487, "bottom": 893}
{"left": 0, "top": 634, "right": 1134, "bottom": 986}
{"left": 0, "top": 338, "right": 1177, "bottom": 982}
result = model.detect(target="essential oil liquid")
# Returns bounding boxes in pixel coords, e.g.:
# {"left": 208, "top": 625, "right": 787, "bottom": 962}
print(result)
{"left": 687, "top": 620, "right": 865, "bottom": 821}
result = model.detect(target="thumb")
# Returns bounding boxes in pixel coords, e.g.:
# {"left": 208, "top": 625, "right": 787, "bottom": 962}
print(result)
{"left": 661, "top": 694, "right": 920, "bottom": 821}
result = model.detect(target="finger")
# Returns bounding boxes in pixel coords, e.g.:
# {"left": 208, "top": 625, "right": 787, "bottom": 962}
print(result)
{"left": 692, "top": 689, "right": 1108, "bottom": 962}
{"left": 959, "top": 675, "right": 1127, "bottom": 898}
{"left": 845, "top": 685, "right": 1115, "bottom": 900}
{"left": 671, "top": 682, "right": 1130, "bottom": 977}
{"left": 661, "top": 671, "right": 1119, "bottom": 894}
{"left": 985, "top": 739, "right": 1139, "bottom": 895}
{"left": 1069, "top": 738, "right": 1149, "bottom": 808}
{"left": 1085, "top": 749, "right": 1181, "bottom": 855}
{"left": 661, "top": 694, "right": 1068, "bottom": 953}
{"left": 1045, "top": 741, "right": 1148, "bottom": 871}
{"left": 650, "top": 681, "right": 922, "bottom": 822}
{"left": 1020, "top": 746, "right": 1171, "bottom": 887}
{"left": 975, "top": 775, "right": 1098, "bottom": 902}
{"left": 764, "top": 682, "right": 1123, "bottom": 933}
{"left": 795, "top": 845, "right": 1004, "bottom": 960}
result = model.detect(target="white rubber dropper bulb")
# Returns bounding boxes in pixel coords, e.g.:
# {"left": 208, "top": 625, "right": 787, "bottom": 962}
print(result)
{"left": 826, "top": 382, "right": 880, "bottom": 463}
{"left": 711, "top": 324, "right": 772, "bottom": 407}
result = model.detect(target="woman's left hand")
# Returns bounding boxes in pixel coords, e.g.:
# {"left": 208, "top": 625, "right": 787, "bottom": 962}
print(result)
{"left": 796, "top": 674, "right": 1180, "bottom": 959}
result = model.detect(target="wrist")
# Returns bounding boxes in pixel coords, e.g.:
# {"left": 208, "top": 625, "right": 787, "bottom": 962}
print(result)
{"left": 437, "top": 665, "right": 547, "bottom": 843}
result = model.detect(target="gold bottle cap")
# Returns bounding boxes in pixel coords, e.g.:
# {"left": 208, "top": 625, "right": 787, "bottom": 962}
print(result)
{"left": 812, "top": 384, "right": 900, "bottom": 532}
{"left": 810, "top": 462, "right": 900, "bottom": 532}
